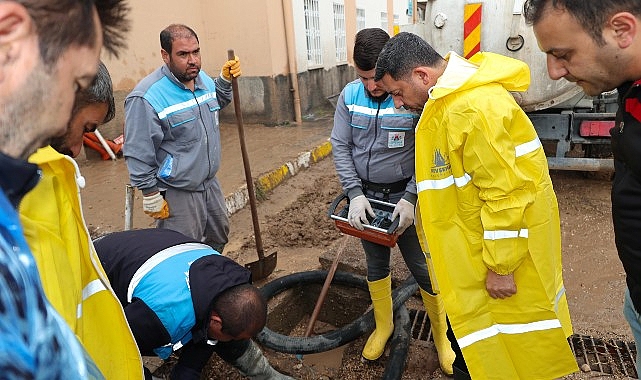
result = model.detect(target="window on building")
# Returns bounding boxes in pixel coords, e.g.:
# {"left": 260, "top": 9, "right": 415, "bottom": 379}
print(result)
{"left": 304, "top": 0, "right": 322, "bottom": 66}
{"left": 333, "top": 2, "right": 346, "bottom": 63}
{"left": 356, "top": 8, "right": 366, "bottom": 31}
{"left": 381, "top": 12, "right": 388, "bottom": 32}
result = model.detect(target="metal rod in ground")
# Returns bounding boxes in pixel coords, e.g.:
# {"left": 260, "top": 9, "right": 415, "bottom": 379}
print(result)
{"left": 124, "top": 184, "right": 134, "bottom": 231}
{"left": 294, "top": 236, "right": 350, "bottom": 361}
{"left": 304, "top": 235, "right": 350, "bottom": 337}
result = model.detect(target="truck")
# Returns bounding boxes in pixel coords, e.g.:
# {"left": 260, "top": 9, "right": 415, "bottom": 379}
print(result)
{"left": 400, "top": 0, "right": 617, "bottom": 172}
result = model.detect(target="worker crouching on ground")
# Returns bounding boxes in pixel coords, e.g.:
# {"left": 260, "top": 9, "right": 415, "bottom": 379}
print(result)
{"left": 94, "top": 228, "right": 295, "bottom": 380}
{"left": 330, "top": 28, "right": 455, "bottom": 374}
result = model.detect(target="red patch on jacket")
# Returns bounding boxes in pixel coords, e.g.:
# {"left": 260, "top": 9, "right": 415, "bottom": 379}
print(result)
{"left": 626, "top": 97, "right": 641, "bottom": 123}
{"left": 625, "top": 80, "right": 641, "bottom": 122}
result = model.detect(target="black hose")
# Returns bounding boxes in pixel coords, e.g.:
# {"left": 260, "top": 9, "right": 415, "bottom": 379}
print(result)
{"left": 256, "top": 270, "right": 418, "bottom": 354}
{"left": 382, "top": 304, "right": 411, "bottom": 380}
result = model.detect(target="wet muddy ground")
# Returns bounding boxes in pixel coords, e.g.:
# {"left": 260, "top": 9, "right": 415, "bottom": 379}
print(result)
{"left": 79, "top": 138, "right": 629, "bottom": 379}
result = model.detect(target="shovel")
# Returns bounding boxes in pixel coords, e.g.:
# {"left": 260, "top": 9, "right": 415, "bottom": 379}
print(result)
{"left": 227, "top": 49, "right": 277, "bottom": 281}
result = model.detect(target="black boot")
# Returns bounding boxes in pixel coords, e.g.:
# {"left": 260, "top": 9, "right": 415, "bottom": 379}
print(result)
{"left": 453, "top": 364, "right": 472, "bottom": 380}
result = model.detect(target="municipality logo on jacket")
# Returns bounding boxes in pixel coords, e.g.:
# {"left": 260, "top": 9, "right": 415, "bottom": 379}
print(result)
{"left": 431, "top": 149, "right": 451, "bottom": 178}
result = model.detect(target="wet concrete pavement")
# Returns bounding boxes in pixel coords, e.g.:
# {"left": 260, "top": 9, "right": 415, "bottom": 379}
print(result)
{"left": 78, "top": 117, "right": 335, "bottom": 232}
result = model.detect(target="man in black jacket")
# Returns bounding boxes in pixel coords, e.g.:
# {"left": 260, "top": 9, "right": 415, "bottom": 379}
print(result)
{"left": 94, "top": 228, "right": 294, "bottom": 380}
{"left": 524, "top": 0, "right": 641, "bottom": 373}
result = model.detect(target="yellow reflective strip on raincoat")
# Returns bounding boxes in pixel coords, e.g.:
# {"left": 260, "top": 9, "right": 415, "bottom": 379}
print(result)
{"left": 19, "top": 146, "right": 144, "bottom": 379}
{"left": 414, "top": 52, "right": 577, "bottom": 379}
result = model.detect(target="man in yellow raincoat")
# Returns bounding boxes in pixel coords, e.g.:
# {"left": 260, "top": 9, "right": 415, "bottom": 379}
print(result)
{"left": 375, "top": 32, "right": 578, "bottom": 379}
{"left": 19, "top": 62, "right": 144, "bottom": 379}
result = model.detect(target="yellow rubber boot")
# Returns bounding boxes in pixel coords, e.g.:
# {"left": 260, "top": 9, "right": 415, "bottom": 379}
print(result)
{"left": 421, "top": 289, "right": 455, "bottom": 376}
{"left": 362, "top": 275, "right": 394, "bottom": 361}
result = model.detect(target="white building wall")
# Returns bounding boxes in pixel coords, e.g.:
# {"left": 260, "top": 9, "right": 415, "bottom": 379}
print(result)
{"left": 355, "top": 0, "right": 386, "bottom": 29}
{"left": 393, "top": 1, "right": 412, "bottom": 27}
{"left": 292, "top": 0, "right": 409, "bottom": 73}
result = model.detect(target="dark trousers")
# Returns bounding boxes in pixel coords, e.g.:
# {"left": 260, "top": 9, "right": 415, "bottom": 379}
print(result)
{"left": 143, "top": 339, "right": 250, "bottom": 380}
{"left": 361, "top": 189, "right": 434, "bottom": 294}
{"left": 447, "top": 318, "right": 471, "bottom": 379}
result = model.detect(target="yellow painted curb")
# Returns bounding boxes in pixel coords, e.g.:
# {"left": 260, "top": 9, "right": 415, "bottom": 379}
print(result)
{"left": 256, "top": 165, "right": 291, "bottom": 194}
{"left": 311, "top": 141, "right": 332, "bottom": 163}
{"left": 225, "top": 141, "right": 333, "bottom": 215}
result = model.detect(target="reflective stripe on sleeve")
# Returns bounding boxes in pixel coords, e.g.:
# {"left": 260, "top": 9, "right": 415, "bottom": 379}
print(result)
{"left": 515, "top": 137, "right": 541, "bottom": 157}
{"left": 417, "top": 173, "right": 472, "bottom": 192}
{"left": 483, "top": 229, "right": 528, "bottom": 240}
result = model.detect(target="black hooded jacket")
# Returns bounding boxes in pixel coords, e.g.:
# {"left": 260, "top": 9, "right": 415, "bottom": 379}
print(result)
{"left": 611, "top": 80, "right": 641, "bottom": 313}
{"left": 94, "top": 228, "right": 251, "bottom": 356}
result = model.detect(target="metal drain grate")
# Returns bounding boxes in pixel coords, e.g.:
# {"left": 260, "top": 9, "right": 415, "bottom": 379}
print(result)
{"left": 408, "top": 308, "right": 433, "bottom": 343}
{"left": 569, "top": 334, "right": 637, "bottom": 378}
{"left": 408, "top": 309, "right": 637, "bottom": 377}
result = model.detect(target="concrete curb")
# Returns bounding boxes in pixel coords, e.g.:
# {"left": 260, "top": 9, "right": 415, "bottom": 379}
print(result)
{"left": 224, "top": 139, "right": 332, "bottom": 215}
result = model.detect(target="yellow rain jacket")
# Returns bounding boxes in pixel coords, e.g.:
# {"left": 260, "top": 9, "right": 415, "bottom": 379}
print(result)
{"left": 19, "top": 146, "right": 143, "bottom": 379}
{"left": 415, "top": 52, "right": 577, "bottom": 379}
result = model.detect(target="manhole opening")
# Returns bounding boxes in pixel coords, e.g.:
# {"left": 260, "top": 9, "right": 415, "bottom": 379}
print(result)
{"left": 266, "top": 283, "right": 370, "bottom": 335}
{"left": 408, "top": 309, "right": 637, "bottom": 377}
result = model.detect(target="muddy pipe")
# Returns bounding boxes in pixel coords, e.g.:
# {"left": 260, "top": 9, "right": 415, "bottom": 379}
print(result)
{"left": 257, "top": 270, "right": 418, "bottom": 354}
{"left": 382, "top": 305, "right": 411, "bottom": 380}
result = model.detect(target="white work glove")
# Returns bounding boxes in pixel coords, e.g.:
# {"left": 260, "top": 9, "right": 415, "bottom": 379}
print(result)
{"left": 348, "top": 195, "right": 375, "bottom": 231}
{"left": 391, "top": 198, "right": 415, "bottom": 235}
{"left": 142, "top": 191, "right": 169, "bottom": 220}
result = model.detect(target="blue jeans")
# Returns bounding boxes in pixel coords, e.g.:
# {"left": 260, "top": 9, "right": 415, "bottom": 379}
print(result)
{"left": 623, "top": 288, "right": 641, "bottom": 374}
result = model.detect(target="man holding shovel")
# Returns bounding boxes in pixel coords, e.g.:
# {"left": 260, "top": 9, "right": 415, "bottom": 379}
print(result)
{"left": 124, "top": 23, "right": 240, "bottom": 253}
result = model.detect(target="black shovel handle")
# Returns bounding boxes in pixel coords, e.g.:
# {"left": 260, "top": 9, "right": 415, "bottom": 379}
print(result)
{"left": 228, "top": 49, "right": 265, "bottom": 259}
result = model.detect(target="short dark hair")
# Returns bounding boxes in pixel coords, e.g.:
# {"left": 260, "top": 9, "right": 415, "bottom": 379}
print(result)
{"left": 374, "top": 32, "right": 444, "bottom": 82}
{"left": 18, "top": 0, "right": 130, "bottom": 66}
{"left": 353, "top": 28, "right": 390, "bottom": 71}
{"left": 160, "top": 24, "right": 199, "bottom": 54}
{"left": 72, "top": 61, "right": 115, "bottom": 124}
{"left": 212, "top": 284, "right": 267, "bottom": 338}
{"left": 523, "top": 0, "right": 641, "bottom": 46}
